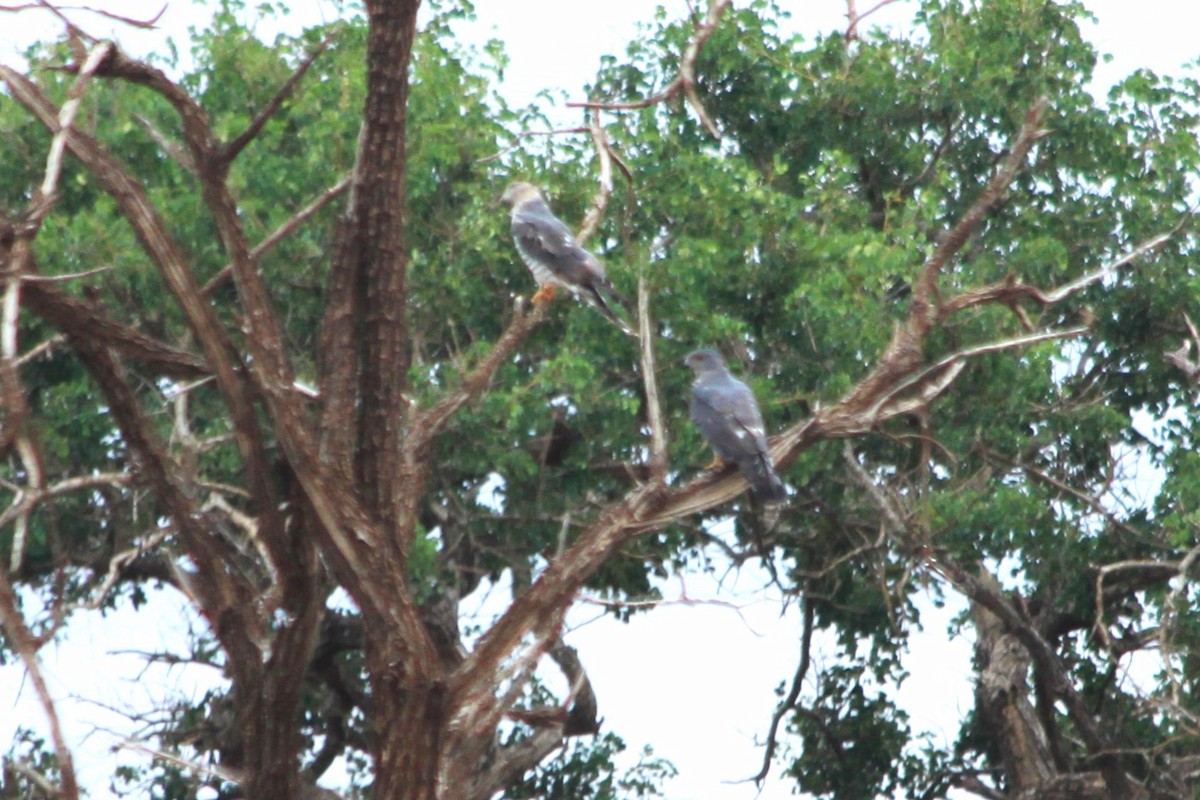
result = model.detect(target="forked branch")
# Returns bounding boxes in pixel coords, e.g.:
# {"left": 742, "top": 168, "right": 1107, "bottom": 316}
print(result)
{"left": 569, "top": 0, "right": 731, "bottom": 139}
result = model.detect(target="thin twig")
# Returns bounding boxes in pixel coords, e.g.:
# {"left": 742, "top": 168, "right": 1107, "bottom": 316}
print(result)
{"left": 86, "top": 529, "right": 170, "bottom": 610}
{"left": 0, "top": 1, "right": 165, "bottom": 28}
{"left": 750, "top": 598, "right": 815, "bottom": 785}
{"left": 14, "top": 333, "right": 64, "bottom": 366}
{"left": 201, "top": 173, "right": 352, "bottom": 296}
{"left": 568, "top": 0, "right": 730, "bottom": 139}
{"left": 21, "top": 265, "right": 111, "bottom": 282}
{"left": 0, "top": 566, "right": 80, "bottom": 800}
{"left": 478, "top": 126, "right": 590, "bottom": 165}
{"left": 218, "top": 29, "right": 337, "bottom": 166}
{"left": 845, "top": 0, "right": 902, "bottom": 40}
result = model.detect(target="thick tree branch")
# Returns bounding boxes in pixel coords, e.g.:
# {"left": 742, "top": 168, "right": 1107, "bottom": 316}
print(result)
{"left": 23, "top": 276, "right": 209, "bottom": 378}
{"left": 0, "top": 63, "right": 277, "bottom": 543}
{"left": 931, "top": 557, "right": 1136, "bottom": 799}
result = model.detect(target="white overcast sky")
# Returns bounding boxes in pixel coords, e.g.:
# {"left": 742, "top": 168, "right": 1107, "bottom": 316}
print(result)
{"left": 0, "top": 2, "right": 1197, "bottom": 799}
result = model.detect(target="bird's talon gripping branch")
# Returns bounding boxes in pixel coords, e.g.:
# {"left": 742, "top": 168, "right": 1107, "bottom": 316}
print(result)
{"left": 531, "top": 285, "right": 557, "bottom": 305}
{"left": 686, "top": 349, "right": 788, "bottom": 504}
{"left": 501, "top": 181, "right": 634, "bottom": 334}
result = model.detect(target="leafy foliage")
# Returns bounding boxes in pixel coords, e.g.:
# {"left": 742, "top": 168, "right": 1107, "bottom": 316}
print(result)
{"left": 1, "top": 0, "right": 1200, "bottom": 797}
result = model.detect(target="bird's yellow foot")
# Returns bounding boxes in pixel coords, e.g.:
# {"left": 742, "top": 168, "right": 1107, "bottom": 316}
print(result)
{"left": 706, "top": 454, "right": 728, "bottom": 470}
{"left": 531, "top": 285, "right": 557, "bottom": 305}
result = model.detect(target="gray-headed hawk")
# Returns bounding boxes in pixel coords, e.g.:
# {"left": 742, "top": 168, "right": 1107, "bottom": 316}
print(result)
{"left": 500, "top": 182, "right": 633, "bottom": 335}
{"left": 685, "top": 349, "right": 787, "bottom": 503}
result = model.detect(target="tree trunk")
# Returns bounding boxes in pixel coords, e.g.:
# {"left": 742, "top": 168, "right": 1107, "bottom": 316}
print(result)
{"left": 970, "top": 572, "right": 1112, "bottom": 800}
{"left": 369, "top": 651, "right": 448, "bottom": 800}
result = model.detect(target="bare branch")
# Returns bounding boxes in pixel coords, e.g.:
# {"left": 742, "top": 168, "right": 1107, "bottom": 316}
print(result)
{"left": 218, "top": 30, "right": 336, "bottom": 166}
{"left": 412, "top": 298, "right": 548, "bottom": 447}
{"left": 134, "top": 112, "right": 196, "bottom": 173}
{"left": 750, "top": 598, "right": 814, "bottom": 785}
{"left": 21, "top": 40, "right": 113, "bottom": 239}
{"left": 1159, "top": 543, "right": 1200, "bottom": 712}
{"left": 21, "top": 265, "right": 110, "bottom": 282}
{"left": 117, "top": 739, "right": 242, "bottom": 785}
{"left": 201, "top": 173, "right": 353, "bottom": 297}
{"left": 576, "top": 109, "right": 613, "bottom": 245}
{"left": 23, "top": 277, "right": 209, "bottom": 379}
{"left": 0, "top": 471, "right": 130, "bottom": 531}
{"left": 940, "top": 226, "right": 1183, "bottom": 320}
{"left": 845, "top": 0, "right": 902, "bottom": 41}
{"left": 14, "top": 333, "right": 64, "bottom": 366}
{"left": 568, "top": 0, "right": 730, "bottom": 139}
{"left": 0, "top": 567, "right": 80, "bottom": 800}
{"left": 478, "top": 126, "right": 590, "bottom": 165}
{"left": 0, "top": 2, "right": 165, "bottom": 29}
{"left": 637, "top": 275, "right": 669, "bottom": 479}
{"left": 866, "top": 326, "right": 1088, "bottom": 422}
{"left": 912, "top": 99, "right": 1049, "bottom": 322}
{"left": 86, "top": 528, "right": 170, "bottom": 610}
{"left": 4, "top": 757, "right": 61, "bottom": 796}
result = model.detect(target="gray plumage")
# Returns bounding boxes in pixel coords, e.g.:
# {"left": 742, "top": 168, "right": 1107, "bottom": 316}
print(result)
{"left": 500, "top": 182, "right": 633, "bottom": 334}
{"left": 685, "top": 349, "right": 786, "bottom": 504}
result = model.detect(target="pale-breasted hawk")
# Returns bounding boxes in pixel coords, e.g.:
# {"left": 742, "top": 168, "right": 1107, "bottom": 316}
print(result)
{"left": 686, "top": 349, "right": 787, "bottom": 503}
{"left": 500, "top": 182, "right": 633, "bottom": 335}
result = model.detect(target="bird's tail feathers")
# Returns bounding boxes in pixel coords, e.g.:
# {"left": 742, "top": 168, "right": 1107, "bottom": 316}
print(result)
{"left": 742, "top": 456, "right": 787, "bottom": 505}
{"left": 600, "top": 280, "right": 634, "bottom": 314}
{"left": 586, "top": 285, "right": 636, "bottom": 337}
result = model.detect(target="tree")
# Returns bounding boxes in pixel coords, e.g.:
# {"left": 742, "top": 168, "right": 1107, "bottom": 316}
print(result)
{"left": 1, "top": 0, "right": 1199, "bottom": 798}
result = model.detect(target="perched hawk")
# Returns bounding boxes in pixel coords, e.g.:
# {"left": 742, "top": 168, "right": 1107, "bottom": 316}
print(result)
{"left": 686, "top": 349, "right": 787, "bottom": 503}
{"left": 500, "top": 182, "right": 633, "bottom": 335}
